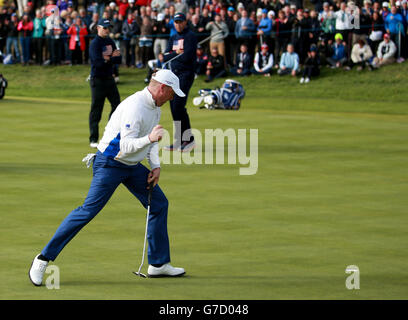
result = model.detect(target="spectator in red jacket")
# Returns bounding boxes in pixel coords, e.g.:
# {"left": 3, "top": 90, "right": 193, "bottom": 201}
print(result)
{"left": 116, "top": 0, "right": 129, "bottom": 18}
{"left": 67, "top": 17, "right": 88, "bottom": 65}
{"left": 17, "top": 14, "right": 34, "bottom": 65}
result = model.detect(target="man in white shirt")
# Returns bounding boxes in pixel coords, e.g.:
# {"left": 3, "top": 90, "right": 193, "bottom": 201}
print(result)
{"left": 334, "top": 2, "right": 351, "bottom": 42}
{"left": 29, "top": 69, "right": 186, "bottom": 286}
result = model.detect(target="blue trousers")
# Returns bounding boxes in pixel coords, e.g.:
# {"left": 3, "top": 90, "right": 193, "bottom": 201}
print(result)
{"left": 42, "top": 152, "right": 170, "bottom": 264}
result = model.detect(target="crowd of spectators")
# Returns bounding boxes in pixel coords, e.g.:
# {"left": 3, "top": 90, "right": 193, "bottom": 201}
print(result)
{"left": 1, "top": 0, "right": 407, "bottom": 83}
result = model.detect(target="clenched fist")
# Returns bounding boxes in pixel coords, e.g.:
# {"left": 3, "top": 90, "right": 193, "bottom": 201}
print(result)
{"left": 148, "top": 125, "right": 164, "bottom": 142}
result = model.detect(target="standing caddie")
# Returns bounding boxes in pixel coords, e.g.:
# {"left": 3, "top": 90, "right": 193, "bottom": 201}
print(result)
{"left": 29, "top": 69, "right": 187, "bottom": 286}
{"left": 89, "top": 18, "right": 122, "bottom": 148}
{"left": 162, "top": 12, "right": 197, "bottom": 152}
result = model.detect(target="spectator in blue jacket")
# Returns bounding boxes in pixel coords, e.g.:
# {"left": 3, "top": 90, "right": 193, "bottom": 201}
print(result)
{"left": 278, "top": 43, "right": 300, "bottom": 76}
{"left": 326, "top": 33, "right": 347, "bottom": 68}
{"left": 257, "top": 9, "right": 273, "bottom": 47}
{"left": 385, "top": 5, "right": 404, "bottom": 56}
{"left": 235, "top": 10, "right": 256, "bottom": 47}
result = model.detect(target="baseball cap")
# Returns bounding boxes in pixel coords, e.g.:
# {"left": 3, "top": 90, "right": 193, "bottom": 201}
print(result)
{"left": 335, "top": 33, "right": 343, "bottom": 40}
{"left": 382, "top": 1, "right": 389, "bottom": 7}
{"left": 384, "top": 33, "right": 390, "bottom": 39}
{"left": 157, "top": 13, "right": 165, "bottom": 22}
{"left": 128, "top": 0, "right": 135, "bottom": 3}
{"left": 268, "top": 10, "right": 275, "bottom": 17}
{"left": 290, "top": 4, "right": 296, "bottom": 9}
{"left": 98, "top": 18, "right": 112, "bottom": 28}
{"left": 262, "top": 8, "right": 268, "bottom": 14}
{"left": 261, "top": 43, "right": 268, "bottom": 50}
{"left": 396, "top": 0, "right": 401, "bottom": 5}
{"left": 228, "top": 6, "right": 235, "bottom": 12}
{"left": 174, "top": 12, "right": 186, "bottom": 22}
{"left": 237, "top": 2, "right": 244, "bottom": 9}
{"left": 152, "top": 69, "right": 185, "bottom": 97}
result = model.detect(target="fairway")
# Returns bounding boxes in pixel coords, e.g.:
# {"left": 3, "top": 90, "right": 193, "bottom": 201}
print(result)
{"left": 0, "top": 65, "right": 407, "bottom": 299}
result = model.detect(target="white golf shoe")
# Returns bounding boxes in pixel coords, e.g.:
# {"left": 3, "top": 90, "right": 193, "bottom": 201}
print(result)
{"left": 90, "top": 142, "right": 98, "bottom": 148}
{"left": 147, "top": 263, "right": 185, "bottom": 278}
{"left": 29, "top": 254, "right": 48, "bottom": 286}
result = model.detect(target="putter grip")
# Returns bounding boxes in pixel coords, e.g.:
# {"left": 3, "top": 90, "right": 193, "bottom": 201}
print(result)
{"left": 147, "top": 183, "right": 154, "bottom": 206}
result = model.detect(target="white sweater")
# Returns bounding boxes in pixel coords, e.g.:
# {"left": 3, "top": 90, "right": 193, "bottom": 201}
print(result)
{"left": 377, "top": 40, "right": 397, "bottom": 60}
{"left": 98, "top": 87, "right": 161, "bottom": 168}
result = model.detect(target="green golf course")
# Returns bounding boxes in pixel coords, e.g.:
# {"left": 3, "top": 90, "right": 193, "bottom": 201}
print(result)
{"left": 0, "top": 64, "right": 407, "bottom": 299}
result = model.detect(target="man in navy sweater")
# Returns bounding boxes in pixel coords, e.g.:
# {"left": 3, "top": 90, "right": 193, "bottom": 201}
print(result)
{"left": 89, "top": 19, "right": 122, "bottom": 148}
{"left": 162, "top": 12, "right": 197, "bottom": 152}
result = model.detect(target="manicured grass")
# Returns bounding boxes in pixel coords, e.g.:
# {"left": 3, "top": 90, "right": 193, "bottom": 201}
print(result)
{"left": 0, "top": 64, "right": 407, "bottom": 299}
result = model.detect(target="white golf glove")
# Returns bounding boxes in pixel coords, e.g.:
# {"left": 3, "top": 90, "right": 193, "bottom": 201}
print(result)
{"left": 82, "top": 153, "right": 96, "bottom": 168}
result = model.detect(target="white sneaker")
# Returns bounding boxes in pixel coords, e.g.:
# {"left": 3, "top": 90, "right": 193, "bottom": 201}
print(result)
{"left": 147, "top": 263, "right": 185, "bottom": 278}
{"left": 299, "top": 77, "right": 305, "bottom": 84}
{"left": 29, "top": 254, "right": 48, "bottom": 286}
{"left": 90, "top": 142, "right": 98, "bottom": 148}
{"left": 305, "top": 77, "right": 310, "bottom": 83}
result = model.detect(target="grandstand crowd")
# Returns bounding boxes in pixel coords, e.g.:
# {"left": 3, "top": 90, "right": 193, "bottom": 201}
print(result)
{"left": 0, "top": 0, "right": 407, "bottom": 82}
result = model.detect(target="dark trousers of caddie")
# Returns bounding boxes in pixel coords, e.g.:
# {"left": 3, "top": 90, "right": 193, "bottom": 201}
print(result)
{"left": 41, "top": 151, "right": 171, "bottom": 264}
{"left": 170, "top": 70, "right": 194, "bottom": 144}
{"left": 89, "top": 76, "right": 121, "bottom": 143}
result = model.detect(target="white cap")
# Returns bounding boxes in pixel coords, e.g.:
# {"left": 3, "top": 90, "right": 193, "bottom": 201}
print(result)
{"left": 268, "top": 10, "right": 275, "bottom": 17}
{"left": 402, "top": 0, "right": 407, "bottom": 4}
{"left": 157, "top": 13, "right": 165, "bottom": 21}
{"left": 382, "top": 1, "right": 389, "bottom": 7}
{"left": 237, "top": 2, "right": 244, "bottom": 9}
{"left": 152, "top": 69, "right": 185, "bottom": 97}
{"left": 396, "top": 0, "right": 401, "bottom": 5}
{"left": 128, "top": 0, "right": 135, "bottom": 3}
{"left": 109, "top": 2, "right": 116, "bottom": 7}
{"left": 256, "top": 8, "right": 262, "bottom": 16}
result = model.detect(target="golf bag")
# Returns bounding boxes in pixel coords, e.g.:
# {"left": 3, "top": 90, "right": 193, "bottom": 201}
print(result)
{"left": 0, "top": 74, "right": 7, "bottom": 99}
{"left": 193, "top": 79, "right": 245, "bottom": 110}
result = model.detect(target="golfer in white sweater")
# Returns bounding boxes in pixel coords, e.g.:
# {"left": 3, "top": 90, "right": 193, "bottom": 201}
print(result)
{"left": 29, "top": 70, "right": 186, "bottom": 286}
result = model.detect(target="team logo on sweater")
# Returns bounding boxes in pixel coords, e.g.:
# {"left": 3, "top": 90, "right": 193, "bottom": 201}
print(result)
{"left": 103, "top": 45, "right": 113, "bottom": 57}
{"left": 172, "top": 39, "right": 184, "bottom": 51}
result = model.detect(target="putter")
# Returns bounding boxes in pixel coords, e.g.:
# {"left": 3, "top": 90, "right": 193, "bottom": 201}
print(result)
{"left": 133, "top": 182, "right": 154, "bottom": 278}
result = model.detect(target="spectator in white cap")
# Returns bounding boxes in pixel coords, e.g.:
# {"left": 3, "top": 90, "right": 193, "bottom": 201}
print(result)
{"left": 237, "top": 2, "right": 245, "bottom": 14}
{"left": 362, "top": 0, "right": 373, "bottom": 16}
{"left": 267, "top": 10, "right": 275, "bottom": 19}
{"left": 153, "top": 13, "right": 169, "bottom": 59}
{"left": 382, "top": 2, "right": 390, "bottom": 20}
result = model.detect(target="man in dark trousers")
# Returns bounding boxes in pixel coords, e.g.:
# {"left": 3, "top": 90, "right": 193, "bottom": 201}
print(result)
{"left": 162, "top": 12, "right": 197, "bottom": 152}
{"left": 88, "top": 18, "right": 122, "bottom": 148}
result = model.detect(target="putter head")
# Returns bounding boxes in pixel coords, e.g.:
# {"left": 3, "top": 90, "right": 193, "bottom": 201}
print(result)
{"left": 133, "top": 271, "right": 147, "bottom": 278}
